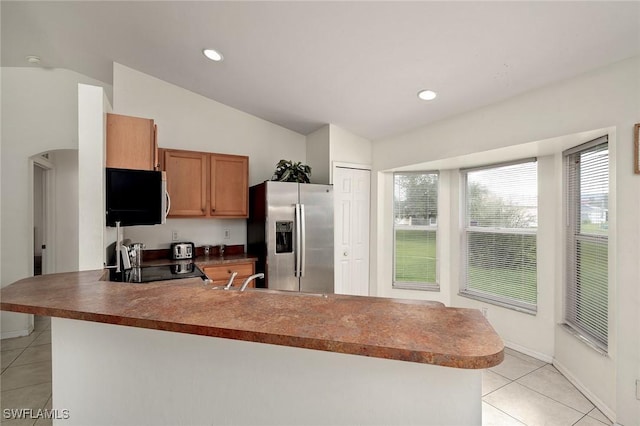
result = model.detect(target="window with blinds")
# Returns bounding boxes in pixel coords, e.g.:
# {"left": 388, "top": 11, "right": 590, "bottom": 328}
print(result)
{"left": 393, "top": 172, "right": 439, "bottom": 290}
{"left": 564, "top": 137, "right": 609, "bottom": 351}
{"left": 461, "top": 160, "right": 538, "bottom": 312}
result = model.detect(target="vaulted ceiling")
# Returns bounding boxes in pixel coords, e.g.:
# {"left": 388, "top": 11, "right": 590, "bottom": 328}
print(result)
{"left": 2, "top": 1, "right": 639, "bottom": 140}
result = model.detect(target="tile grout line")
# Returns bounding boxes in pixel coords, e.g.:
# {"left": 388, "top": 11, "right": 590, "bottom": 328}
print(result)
{"left": 1, "top": 346, "right": 29, "bottom": 373}
{"left": 571, "top": 412, "right": 607, "bottom": 426}
{"left": 1, "top": 379, "right": 54, "bottom": 393}
{"left": 35, "top": 318, "right": 54, "bottom": 426}
{"left": 482, "top": 399, "right": 526, "bottom": 425}
{"left": 2, "top": 340, "right": 51, "bottom": 371}
{"left": 489, "top": 361, "right": 547, "bottom": 382}
{"left": 511, "top": 377, "right": 594, "bottom": 417}
{"left": 482, "top": 377, "right": 513, "bottom": 399}
{"left": 585, "top": 408, "right": 613, "bottom": 426}
{"left": 1, "top": 324, "right": 52, "bottom": 395}
{"left": 485, "top": 362, "right": 601, "bottom": 425}
{"left": 514, "top": 363, "right": 598, "bottom": 416}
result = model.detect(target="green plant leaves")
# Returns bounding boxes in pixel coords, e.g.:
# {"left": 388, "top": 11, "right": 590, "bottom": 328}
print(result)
{"left": 272, "top": 159, "right": 312, "bottom": 183}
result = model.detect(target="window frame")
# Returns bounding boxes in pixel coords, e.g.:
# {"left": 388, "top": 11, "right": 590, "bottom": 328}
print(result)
{"left": 459, "top": 158, "right": 538, "bottom": 314}
{"left": 563, "top": 136, "right": 609, "bottom": 352}
{"left": 392, "top": 171, "right": 440, "bottom": 291}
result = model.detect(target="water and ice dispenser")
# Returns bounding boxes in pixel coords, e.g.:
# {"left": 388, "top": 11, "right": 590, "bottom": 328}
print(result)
{"left": 275, "top": 221, "right": 293, "bottom": 253}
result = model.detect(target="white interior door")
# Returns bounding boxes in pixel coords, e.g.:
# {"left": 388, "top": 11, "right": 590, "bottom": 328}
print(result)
{"left": 334, "top": 166, "right": 370, "bottom": 295}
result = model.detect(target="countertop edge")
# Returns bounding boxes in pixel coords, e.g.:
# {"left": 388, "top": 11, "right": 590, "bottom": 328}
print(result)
{"left": 1, "top": 301, "right": 504, "bottom": 369}
{"left": 0, "top": 271, "right": 504, "bottom": 369}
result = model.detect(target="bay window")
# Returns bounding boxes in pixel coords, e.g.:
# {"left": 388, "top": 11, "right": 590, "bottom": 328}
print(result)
{"left": 564, "top": 137, "right": 609, "bottom": 350}
{"left": 393, "top": 172, "right": 439, "bottom": 290}
{"left": 461, "top": 160, "right": 538, "bottom": 312}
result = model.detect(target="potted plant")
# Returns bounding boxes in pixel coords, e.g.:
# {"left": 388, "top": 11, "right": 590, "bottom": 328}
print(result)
{"left": 271, "top": 159, "right": 311, "bottom": 183}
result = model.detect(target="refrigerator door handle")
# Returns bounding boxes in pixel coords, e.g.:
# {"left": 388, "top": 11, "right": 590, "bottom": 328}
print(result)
{"left": 300, "top": 203, "right": 306, "bottom": 278}
{"left": 295, "top": 203, "right": 302, "bottom": 277}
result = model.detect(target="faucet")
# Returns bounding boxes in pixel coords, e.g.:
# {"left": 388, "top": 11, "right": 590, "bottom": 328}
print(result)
{"left": 223, "top": 271, "right": 238, "bottom": 290}
{"left": 239, "top": 273, "right": 264, "bottom": 292}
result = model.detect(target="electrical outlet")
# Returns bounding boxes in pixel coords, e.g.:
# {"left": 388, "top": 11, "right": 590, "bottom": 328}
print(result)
{"left": 224, "top": 229, "right": 231, "bottom": 240}
{"left": 172, "top": 230, "right": 179, "bottom": 241}
{"left": 481, "top": 307, "right": 488, "bottom": 318}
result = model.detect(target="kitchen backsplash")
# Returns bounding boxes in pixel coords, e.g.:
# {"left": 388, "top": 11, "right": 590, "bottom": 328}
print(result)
{"left": 123, "top": 218, "right": 246, "bottom": 250}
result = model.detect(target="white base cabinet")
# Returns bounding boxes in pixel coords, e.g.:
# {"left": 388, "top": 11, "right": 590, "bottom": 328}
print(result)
{"left": 52, "top": 317, "right": 481, "bottom": 425}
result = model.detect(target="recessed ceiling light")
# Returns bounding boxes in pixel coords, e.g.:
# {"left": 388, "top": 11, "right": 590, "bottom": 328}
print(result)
{"left": 203, "top": 49, "right": 223, "bottom": 62}
{"left": 417, "top": 89, "right": 437, "bottom": 101}
{"left": 26, "top": 55, "right": 41, "bottom": 64}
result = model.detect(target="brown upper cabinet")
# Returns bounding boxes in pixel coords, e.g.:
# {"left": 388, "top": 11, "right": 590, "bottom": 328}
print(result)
{"left": 160, "top": 149, "right": 249, "bottom": 219}
{"left": 210, "top": 154, "right": 249, "bottom": 217}
{"left": 162, "top": 149, "right": 208, "bottom": 216}
{"left": 106, "top": 113, "right": 158, "bottom": 171}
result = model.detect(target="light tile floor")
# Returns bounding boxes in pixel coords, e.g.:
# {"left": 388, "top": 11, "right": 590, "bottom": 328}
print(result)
{"left": 1, "top": 316, "right": 52, "bottom": 426}
{"left": 0, "top": 317, "right": 614, "bottom": 426}
{"left": 483, "top": 348, "right": 613, "bottom": 426}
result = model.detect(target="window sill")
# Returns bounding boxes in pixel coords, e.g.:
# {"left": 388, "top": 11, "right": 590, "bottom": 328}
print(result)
{"left": 393, "top": 283, "right": 440, "bottom": 292}
{"left": 458, "top": 291, "right": 537, "bottom": 315}
{"left": 559, "top": 323, "right": 608, "bottom": 356}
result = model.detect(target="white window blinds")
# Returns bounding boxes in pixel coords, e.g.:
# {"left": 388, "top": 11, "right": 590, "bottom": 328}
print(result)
{"left": 393, "top": 172, "right": 439, "bottom": 289}
{"left": 461, "top": 160, "right": 538, "bottom": 312}
{"left": 564, "top": 137, "right": 609, "bottom": 350}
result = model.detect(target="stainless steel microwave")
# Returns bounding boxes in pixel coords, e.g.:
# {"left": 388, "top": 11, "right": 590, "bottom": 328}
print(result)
{"left": 105, "top": 168, "right": 168, "bottom": 227}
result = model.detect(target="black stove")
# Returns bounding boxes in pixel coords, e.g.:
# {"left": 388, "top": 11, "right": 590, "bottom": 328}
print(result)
{"left": 109, "top": 263, "right": 206, "bottom": 283}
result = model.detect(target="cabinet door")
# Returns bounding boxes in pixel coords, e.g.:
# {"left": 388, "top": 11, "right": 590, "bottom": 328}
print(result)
{"left": 106, "top": 113, "right": 156, "bottom": 170}
{"left": 202, "top": 263, "right": 255, "bottom": 287}
{"left": 163, "top": 150, "right": 208, "bottom": 217}
{"left": 210, "top": 154, "right": 249, "bottom": 217}
{"left": 152, "top": 124, "right": 159, "bottom": 170}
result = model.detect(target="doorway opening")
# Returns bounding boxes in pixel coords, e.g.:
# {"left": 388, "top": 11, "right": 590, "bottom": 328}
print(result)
{"left": 31, "top": 154, "right": 55, "bottom": 276}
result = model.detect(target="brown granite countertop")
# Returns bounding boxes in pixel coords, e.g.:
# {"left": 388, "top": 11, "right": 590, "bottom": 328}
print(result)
{"left": 0, "top": 270, "right": 503, "bottom": 369}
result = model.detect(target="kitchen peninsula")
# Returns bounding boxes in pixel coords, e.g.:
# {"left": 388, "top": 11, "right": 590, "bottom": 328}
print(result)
{"left": 1, "top": 271, "right": 503, "bottom": 425}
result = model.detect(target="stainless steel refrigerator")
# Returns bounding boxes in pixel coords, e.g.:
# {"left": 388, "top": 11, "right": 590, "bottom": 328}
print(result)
{"left": 247, "top": 181, "right": 334, "bottom": 293}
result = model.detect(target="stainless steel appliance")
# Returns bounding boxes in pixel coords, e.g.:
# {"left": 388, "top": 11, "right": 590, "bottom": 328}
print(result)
{"left": 129, "top": 243, "right": 145, "bottom": 267}
{"left": 109, "top": 263, "right": 205, "bottom": 283}
{"left": 247, "top": 181, "right": 333, "bottom": 293}
{"left": 106, "top": 168, "right": 169, "bottom": 227}
{"left": 171, "top": 242, "right": 194, "bottom": 260}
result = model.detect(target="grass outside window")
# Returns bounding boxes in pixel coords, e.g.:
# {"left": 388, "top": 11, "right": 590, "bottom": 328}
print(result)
{"left": 393, "top": 172, "right": 439, "bottom": 290}
{"left": 461, "top": 160, "right": 538, "bottom": 311}
{"left": 394, "top": 229, "right": 437, "bottom": 284}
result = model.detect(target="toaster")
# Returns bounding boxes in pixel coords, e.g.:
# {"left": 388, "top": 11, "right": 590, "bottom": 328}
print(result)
{"left": 170, "top": 242, "right": 195, "bottom": 260}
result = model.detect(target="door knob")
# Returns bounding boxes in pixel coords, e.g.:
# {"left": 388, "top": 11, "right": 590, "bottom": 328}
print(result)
{"left": 343, "top": 251, "right": 348, "bottom": 257}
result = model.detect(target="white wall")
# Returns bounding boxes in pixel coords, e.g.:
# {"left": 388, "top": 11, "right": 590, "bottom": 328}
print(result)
{"left": 329, "top": 124, "right": 372, "bottom": 169}
{"left": 306, "top": 125, "right": 331, "bottom": 184}
{"left": 0, "top": 68, "right": 111, "bottom": 337}
{"left": 49, "top": 150, "right": 79, "bottom": 273}
{"left": 371, "top": 56, "right": 640, "bottom": 424}
{"left": 113, "top": 63, "right": 306, "bottom": 250}
{"left": 306, "top": 123, "right": 373, "bottom": 185}
{"left": 78, "top": 84, "right": 111, "bottom": 270}
{"left": 125, "top": 219, "right": 246, "bottom": 250}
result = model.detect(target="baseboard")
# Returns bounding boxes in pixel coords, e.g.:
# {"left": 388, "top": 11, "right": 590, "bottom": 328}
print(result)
{"left": 503, "top": 340, "right": 554, "bottom": 364}
{"left": 1, "top": 326, "right": 34, "bottom": 340}
{"left": 553, "top": 358, "right": 616, "bottom": 423}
